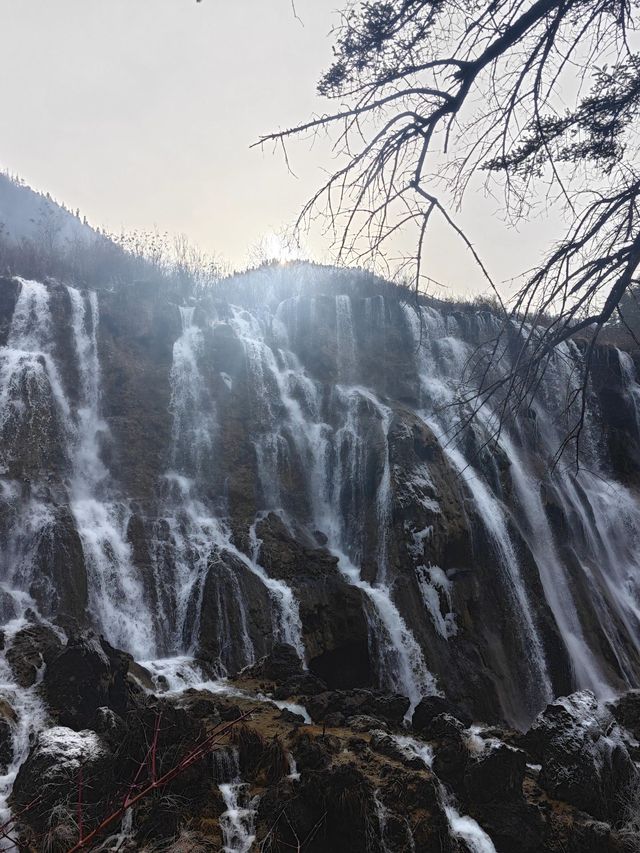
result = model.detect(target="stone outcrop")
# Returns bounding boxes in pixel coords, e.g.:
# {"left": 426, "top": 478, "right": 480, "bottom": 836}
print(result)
{"left": 522, "top": 691, "right": 639, "bottom": 823}
{"left": 6, "top": 623, "right": 63, "bottom": 688}
{"left": 43, "top": 632, "right": 133, "bottom": 729}
{"left": 255, "top": 514, "right": 375, "bottom": 688}
{"left": 7, "top": 637, "right": 639, "bottom": 853}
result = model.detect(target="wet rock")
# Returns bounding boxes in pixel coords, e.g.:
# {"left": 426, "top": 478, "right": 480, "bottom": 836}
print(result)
{"left": 128, "top": 658, "right": 156, "bottom": 692}
{"left": 30, "top": 506, "right": 88, "bottom": 621}
{"left": 244, "top": 642, "right": 304, "bottom": 682}
{"left": 608, "top": 689, "right": 640, "bottom": 740}
{"left": 305, "top": 688, "right": 409, "bottom": 727}
{"left": 379, "top": 768, "right": 449, "bottom": 851}
{"left": 470, "top": 799, "right": 545, "bottom": 853}
{"left": 6, "top": 623, "right": 63, "bottom": 687}
{"left": 198, "top": 550, "right": 272, "bottom": 673}
{"left": 369, "top": 730, "right": 425, "bottom": 769}
{"left": 523, "top": 691, "right": 639, "bottom": 821}
{"left": 255, "top": 514, "right": 375, "bottom": 688}
{"left": 280, "top": 707, "right": 305, "bottom": 725}
{"left": 412, "top": 695, "right": 471, "bottom": 733}
{"left": 347, "top": 714, "right": 388, "bottom": 732}
{"left": 43, "top": 632, "right": 132, "bottom": 729}
{"left": 272, "top": 672, "right": 327, "bottom": 699}
{"left": 432, "top": 729, "right": 469, "bottom": 790}
{"left": 463, "top": 742, "right": 526, "bottom": 802}
{"left": 98, "top": 286, "right": 179, "bottom": 501}
{"left": 12, "top": 726, "right": 113, "bottom": 835}
{"left": 0, "top": 699, "right": 16, "bottom": 772}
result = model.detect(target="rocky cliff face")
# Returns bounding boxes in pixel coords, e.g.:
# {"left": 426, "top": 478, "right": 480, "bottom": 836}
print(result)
{"left": 1, "top": 264, "right": 640, "bottom": 733}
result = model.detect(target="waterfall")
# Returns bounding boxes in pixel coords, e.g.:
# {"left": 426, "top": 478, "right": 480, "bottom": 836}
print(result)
{"left": 500, "top": 432, "right": 610, "bottom": 694}
{"left": 2, "top": 266, "right": 640, "bottom": 732}
{"left": 247, "top": 517, "right": 305, "bottom": 658}
{"left": 0, "top": 279, "right": 70, "bottom": 435}
{"left": 224, "top": 301, "right": 439, "bottom": 709}
{"left": 218, "top": 782, "right": 258, "bottom": 853}
{"left": 443, "top": 801, "right": 497, "bottom": 853}
{"left": 0, "top": 620, "right": 48, "bottom": 841}
{"left": 336, "top": 294, "right": 357, "bottom": 383}
{"left": 386, "top": 732, "right": 497, "bottom": 852}
{"left": 0, "top": 279, "right": 155, "bottom": 658}
{"left": 152, "top": 305, "right": 310, "bottom": 670}
{"left": 67, "top": 285, "right": 156, "bottom": 659}
{"left": 402, "top": 305, "right": 553, "bottom": 709}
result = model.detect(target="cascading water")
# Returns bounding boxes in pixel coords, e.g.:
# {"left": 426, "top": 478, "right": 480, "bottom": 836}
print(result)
{"left": 219, "top": 782, "right": 258, "bottom": 853}
{"left": 0, "top": 620, "right": 48, "bottom": 840}
{"left": 148, "top": 304, "right": 306, "bottom": 672}
{"left": 386, "top": 731, "right": 497, "bottom": 852}
{"left": 212, "top": 746, "right": 258, "bottom": 853}
{"left": 401, "top": 297, "right": 640, "bottom": 713}
{"left": 66, "top": 285, "right": 156, "bottom": 659}
{"left": 1, "top": 264, "right": 640, "bottom": 739}
{"left": 403, "top": 304, "right": 554, "bottom": 711}
{"left": 224, "top": 299, "right": 438, "bottom": 709}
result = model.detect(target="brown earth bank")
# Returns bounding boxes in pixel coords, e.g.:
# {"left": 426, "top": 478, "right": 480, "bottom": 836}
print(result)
{"left": 3, "top": 633, "right": 640, "bottom": 853}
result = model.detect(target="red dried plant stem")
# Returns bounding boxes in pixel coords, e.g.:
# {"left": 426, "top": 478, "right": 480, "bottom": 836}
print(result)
{"left": 65, "top": 710, "right": 253, "bottom": 853}
{"left": 76, "top": 761, "right": 83, "bottom": 843}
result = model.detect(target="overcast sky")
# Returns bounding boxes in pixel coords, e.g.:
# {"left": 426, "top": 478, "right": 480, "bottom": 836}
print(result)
{"left": 0, "top": 0, "right": 563, "bottom": 297}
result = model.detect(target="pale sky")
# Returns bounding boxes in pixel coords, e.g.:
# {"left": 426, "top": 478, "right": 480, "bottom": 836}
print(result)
{"left": 0, "top": 0, "right": 563, "bottom": 298}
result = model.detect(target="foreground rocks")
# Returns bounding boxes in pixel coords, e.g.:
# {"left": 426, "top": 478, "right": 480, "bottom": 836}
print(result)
{"left": 5, "top": 634, "right": 640, "bottom": 852}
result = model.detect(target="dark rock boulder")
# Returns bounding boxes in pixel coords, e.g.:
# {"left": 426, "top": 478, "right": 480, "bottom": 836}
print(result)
{"left": 272, "top": 672, "right": 327, "bottom": 699}
{"left": 425, "top": 712, "right": 466, "bottom": 741}
{"left": 463, "top": 742, "right": 526, "bottom": 803}
{"left": 243, "top": 642, "right": 304, "bottom": 682}
{"left": 470, "top": 799, "right": 545, "bottom": 853}
{"left": 255, "top": 514, "right": 375, "bottom": 688}
{"left": 369, "top": 730, "right": 425, "bottom": 769}
{"left": 413, "top": 695, "right": 471, "bottom": 734}
{"left": 43, "top": 632, "right": 133, "bottom": 729}
{"left": 0, "top": 699, "right": 16, "bottom": 772}
{"left": 6, "top": 623, "right": 62, "bottom": 687}
{"left": 92, "top": 706, "right": 128, "bottom": 750}
{"left": 197, "top": 550, "right": 272, "bottom": 674}
{"left": 432, "top": 728, "right": 469, "bottom": 791}
{"left": 347, "top": 714, "right": 388, "bottom": 733}
{"left": 12, "top": 726, "right": 113, "bottom": 836}
{"left": 305, "top": 688, "right": 409, "bottom": 727}
{"left": 608, "top": 689, "right": 640, "bottom": 740}
{"left": 522, "top": 691, "right": 638, "bottom": 822}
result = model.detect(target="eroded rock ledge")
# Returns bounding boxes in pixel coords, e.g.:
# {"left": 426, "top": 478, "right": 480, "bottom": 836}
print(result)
{"left": 4, "top": 629, "right": 640, "bottom": 852}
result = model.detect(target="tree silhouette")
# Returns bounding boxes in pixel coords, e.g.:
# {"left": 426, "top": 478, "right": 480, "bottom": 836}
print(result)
{"left": 257, "top": 0, "right": 640, "bottom": 460}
